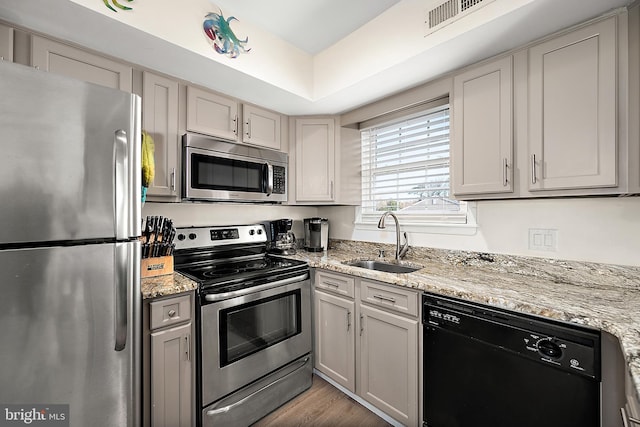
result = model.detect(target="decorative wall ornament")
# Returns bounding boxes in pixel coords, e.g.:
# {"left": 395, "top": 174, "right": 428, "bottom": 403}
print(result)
{"left": 103, "top": 0, "right": 133, "bottom": 12}
{"left": 203, "top": 9, "right": 251, "bottom": 58}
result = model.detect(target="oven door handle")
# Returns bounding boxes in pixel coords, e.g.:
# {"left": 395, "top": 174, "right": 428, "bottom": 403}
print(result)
{"left": 203, "top": 273, "right": 309, "bottom": 302}
{"left": 206, "top": 356, "right": 310, "bottom": 416}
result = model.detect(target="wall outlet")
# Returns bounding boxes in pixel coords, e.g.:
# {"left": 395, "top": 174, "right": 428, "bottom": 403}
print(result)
{"left": 528, "top": 228, "right": 558, "bottom": 252}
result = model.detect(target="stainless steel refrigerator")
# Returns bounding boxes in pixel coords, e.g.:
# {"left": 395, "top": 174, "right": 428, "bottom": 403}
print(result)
{"left": 0, "top": 60, "right": 141, "bottom": 426}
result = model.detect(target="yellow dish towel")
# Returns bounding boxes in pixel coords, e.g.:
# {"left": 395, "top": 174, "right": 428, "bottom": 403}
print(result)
{"left": 141, "top": 130, "right": 155, "bottom": 188}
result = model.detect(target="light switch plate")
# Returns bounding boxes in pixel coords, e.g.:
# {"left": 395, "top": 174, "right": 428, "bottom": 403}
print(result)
{"left": 528, "top": 228, "right": 558, "bottom": 252}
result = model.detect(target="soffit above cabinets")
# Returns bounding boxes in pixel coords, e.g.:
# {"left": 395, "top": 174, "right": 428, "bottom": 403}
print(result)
{"left": 0, "top": 0, "right": 631, "bottom": 115}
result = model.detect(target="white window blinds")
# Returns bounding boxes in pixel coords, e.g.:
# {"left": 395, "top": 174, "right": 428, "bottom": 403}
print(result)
{"left": 360, "top": 106, "right": 467, "bottom": 224}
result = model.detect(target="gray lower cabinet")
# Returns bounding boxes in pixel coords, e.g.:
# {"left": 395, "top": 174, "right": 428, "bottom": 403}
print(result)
{"left": 315, "top": 288, "right": 356, "bottom": 392}
{"left": 144, "top": 292, "right": 194, "bottom": 427}
{"left": 624, "top": 367, "right": 640, "bottom": 427}
{"left": 359, "top": 304, "right": 419, "bottom": 426}
{"left": 314, "top": 270, "right": 419, "bottom": 426}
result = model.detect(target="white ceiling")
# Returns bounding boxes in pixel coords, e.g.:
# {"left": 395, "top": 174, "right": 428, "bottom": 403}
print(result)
{"left": 0, "top": 0, "right": 632, "bottom": 116}
{"left": 211, "top": 0, "right": 401, "bottom": 54}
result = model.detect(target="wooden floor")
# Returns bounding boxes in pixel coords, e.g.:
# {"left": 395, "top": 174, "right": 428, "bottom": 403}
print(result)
{"left": 252, "top": 375, "right": 393, "bottom": 427}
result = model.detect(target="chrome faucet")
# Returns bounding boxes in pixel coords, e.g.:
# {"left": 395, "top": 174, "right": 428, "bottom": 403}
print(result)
{"left": 377, "top": 211, "right": 409, "bottom": 260}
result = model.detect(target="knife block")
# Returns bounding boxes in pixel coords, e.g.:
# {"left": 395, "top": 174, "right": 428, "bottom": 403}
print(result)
{"left": 141, "top": 256, "right": 174, "bottom": 278}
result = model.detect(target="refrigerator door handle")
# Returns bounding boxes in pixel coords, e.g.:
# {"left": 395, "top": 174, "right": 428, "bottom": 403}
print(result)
{"left": 114, "top": 242, "right": 137, "bottom": 351}
{"left": 114, "top": 129, "right": 128, "bottom": 241}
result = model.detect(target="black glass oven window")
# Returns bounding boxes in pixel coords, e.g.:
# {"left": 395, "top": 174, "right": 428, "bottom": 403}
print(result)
{"left": 192, "top": 153, "right": 264, "bottom": 192}
{"left": 219, "top": 289, "right": 301, "bottom": 367}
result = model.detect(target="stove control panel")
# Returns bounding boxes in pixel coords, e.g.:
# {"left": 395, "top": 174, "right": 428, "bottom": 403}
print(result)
{"left": 174, "top": 225, "right": 267, "bottom": 250}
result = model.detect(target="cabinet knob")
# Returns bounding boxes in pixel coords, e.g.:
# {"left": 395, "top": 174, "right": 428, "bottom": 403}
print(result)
{"left": 168, "top": 309, "right": 176, "bottom": 318}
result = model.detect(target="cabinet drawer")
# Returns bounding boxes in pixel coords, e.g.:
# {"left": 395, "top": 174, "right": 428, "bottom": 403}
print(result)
{"left": 315, "top": 270, "right": 355, "bottom": 299}
{"left": 150, "top": 294, "right": 191, "bottom": 330}
{"left": 360, "top": 280, "right": 419, "bottom": 317}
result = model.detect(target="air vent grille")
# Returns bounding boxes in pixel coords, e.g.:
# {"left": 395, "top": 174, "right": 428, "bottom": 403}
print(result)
{"left": 461, "top": 0, "right": 484, "bottom": 12}
{"left": 424, "top": 0, "right": 494, "bottom": 36}
{"left": 428, "top": 0, "right": 458, "bottom": 29}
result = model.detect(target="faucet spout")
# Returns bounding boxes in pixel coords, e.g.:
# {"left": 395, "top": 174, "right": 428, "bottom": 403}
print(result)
{"left": 377, "top": 211, "right": 409, "bottom": 260}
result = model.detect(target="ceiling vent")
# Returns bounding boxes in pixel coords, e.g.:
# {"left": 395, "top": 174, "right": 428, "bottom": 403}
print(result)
{"left": 424, "top": 0, "right": 495, "bottom": 36}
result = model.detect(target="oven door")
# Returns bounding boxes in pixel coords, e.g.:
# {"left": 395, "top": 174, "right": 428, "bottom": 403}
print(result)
{"left": 200, "top": 275, "right": 311, "bottom": 405}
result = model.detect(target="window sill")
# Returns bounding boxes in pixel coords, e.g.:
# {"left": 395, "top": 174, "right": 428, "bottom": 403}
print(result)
{"left": 354, "top": 202, "right": 478, "bottom": 236}
{"left": 354, "top": 221, "right": 478, "bottom": 236}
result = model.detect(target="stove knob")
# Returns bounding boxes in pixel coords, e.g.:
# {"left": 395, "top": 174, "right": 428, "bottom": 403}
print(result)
{"left": 537, "top": 339, "right": 562, "bottom": 359}
{"left": 189, "top": 233, "right": 197, "bottom": 240}
{"left": 249, "top": 229, "right": 255, "bottom": 236}
{"left": 177, "top": 234, "right": 186, "bottom": 241}
{"left": 257, "top": 228, "right": 263, "bottom": 235}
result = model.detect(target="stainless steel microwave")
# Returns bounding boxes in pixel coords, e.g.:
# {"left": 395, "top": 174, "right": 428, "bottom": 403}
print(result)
{"left": 182, "top": 133, "right": 288, "bottom": 203}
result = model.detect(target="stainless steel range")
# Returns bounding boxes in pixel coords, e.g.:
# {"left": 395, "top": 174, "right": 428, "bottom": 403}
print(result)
{"left": 174, "top": 224, "right": 312, "bottom": 427}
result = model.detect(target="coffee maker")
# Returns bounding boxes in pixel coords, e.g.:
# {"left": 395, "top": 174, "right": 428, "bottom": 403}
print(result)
{"left": 303, "top": 217, "right": 329, "bottom": 252}
{"left": 262, "top": 219, "right": 297, "bottom": 255}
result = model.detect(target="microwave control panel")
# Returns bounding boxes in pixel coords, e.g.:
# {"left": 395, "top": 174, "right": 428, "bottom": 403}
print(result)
{"left": 273, "top": 166, "right": 286, "bottom": 194}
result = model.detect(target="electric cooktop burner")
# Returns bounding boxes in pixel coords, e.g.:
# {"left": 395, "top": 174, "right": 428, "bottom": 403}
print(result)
{"left": 177, "top": 255, "right": 308, "bottom": 287}
{"left": 173, "top": 224, "right": 309, "bottom": 291}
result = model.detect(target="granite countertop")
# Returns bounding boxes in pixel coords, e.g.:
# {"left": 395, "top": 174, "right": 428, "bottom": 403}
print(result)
{"left": 288, "top": 240, "right": 640, "bottom": 398}
{"left": 141, "top": 272, "right": 198, "bottom": 299}
{"left": 139, "top": 240, "right": 640, "bottom": 398}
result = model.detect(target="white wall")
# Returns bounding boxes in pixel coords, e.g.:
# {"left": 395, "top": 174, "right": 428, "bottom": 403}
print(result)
{"left": 319, "top": 197, "right": 640, "bottom": 266}
{"left": 142, "top": 202, "right": 318, "bottom": 240}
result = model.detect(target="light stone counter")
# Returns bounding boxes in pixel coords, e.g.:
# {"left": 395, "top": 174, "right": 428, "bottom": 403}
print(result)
{"left": 141, "top": 272, "right": 198, "bottom": 299}
{"left": 289, "top": 240, "right": 640, "bottom": 399}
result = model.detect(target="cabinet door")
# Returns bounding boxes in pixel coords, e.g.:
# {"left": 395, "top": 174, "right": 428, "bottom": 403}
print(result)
{"left": 295, "top": 118, "right": 335, "bottom": 202}
{"left": 359, "top": 304, "right": 418, "bottom": 427}
{"left": 186, "top": 86, "right": 238, "bottom": 141}
{"left": 0, "top": 23, "right": 13, "bottom": 62}
{"left": 528, "top": 17, "right": 617, "bottom": 191}
{"left": 151, "top": 323, "right": 192, "bottom": 427}
{"left": 453, "top": 56, "right": 513, "bottom": 196}
{"left": 242, "top": 104, "right": 281, "bottom": 150}
{"left": 314, "top": 289, "right": 355, "bottom": 392}
{"left": 31, "top": 36, "right": 132, "bottom": 91}
{"left": 143, "top": 71, "right": 179, "bottom": 198}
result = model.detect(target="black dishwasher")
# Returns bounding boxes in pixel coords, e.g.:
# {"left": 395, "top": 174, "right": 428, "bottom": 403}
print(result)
{"left": 423, "top": 294, "right": 601, "bottom": 427}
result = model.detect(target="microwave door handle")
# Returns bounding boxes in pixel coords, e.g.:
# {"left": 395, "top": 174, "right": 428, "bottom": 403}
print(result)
{"left": 265, "top": 162, "right": 273, "bottom": 196}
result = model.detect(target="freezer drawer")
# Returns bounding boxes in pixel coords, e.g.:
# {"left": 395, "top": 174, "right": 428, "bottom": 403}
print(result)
{"left": 0, "top": 242, "right": 141, "bottom": 427}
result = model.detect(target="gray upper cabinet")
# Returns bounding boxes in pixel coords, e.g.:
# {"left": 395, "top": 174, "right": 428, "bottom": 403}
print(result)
{"left": 186, "top": 85, "right": 238, "bottom": 141}
{"left": 528, "top": 16, "right": 617, "bottom": 191}
{"left": 0, "top": 23, "right": 13, "bottom": 62}
{"left": 242, "top": 104, "right": 282, "bottom": 150}
{"left": 294, "top": 118, "right": 336, "bottom": 202}
{"left": 143, "top": 71, "right": 179, "bottom": 199}
{"left": 452, "top": 55, "right": 513, "bottom": 196}
{"left": 31, "top": 35, "right": 132, "bottom": 92}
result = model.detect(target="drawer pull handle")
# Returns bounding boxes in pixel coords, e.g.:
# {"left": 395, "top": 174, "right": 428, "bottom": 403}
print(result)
{"left": 622, "top": 407, "right": 640, "bottom": 426}
{"left": 347, "top": 311, "right": 351, "bottom": 331}
{"left": 373, "top": 294, "right": 396, "bottom": 304}
{"left": 168, "top": 309, "right": 177, "bottom": 318}
{"left": 324, "top": 281, "right": 340, "bottom": 288}
{"left": 503, "top": 158, "right": 509, "bottom": 186}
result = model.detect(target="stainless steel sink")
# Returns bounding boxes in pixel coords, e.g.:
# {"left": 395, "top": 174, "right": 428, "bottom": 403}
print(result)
{"left": 344, "top": 260, "right": 421, "bottom": 274}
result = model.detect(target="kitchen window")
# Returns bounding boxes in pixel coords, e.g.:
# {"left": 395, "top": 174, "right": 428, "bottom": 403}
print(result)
{"left": 359, "top": 103, "right": 468, "bottom": 226}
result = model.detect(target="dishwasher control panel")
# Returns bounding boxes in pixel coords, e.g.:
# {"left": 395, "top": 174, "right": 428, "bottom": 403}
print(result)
{"left": 521, "top": 332, "right": 596, "bottom": 377}
{"left": 423, "top": 294, "right": 600, "bottom": 380}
